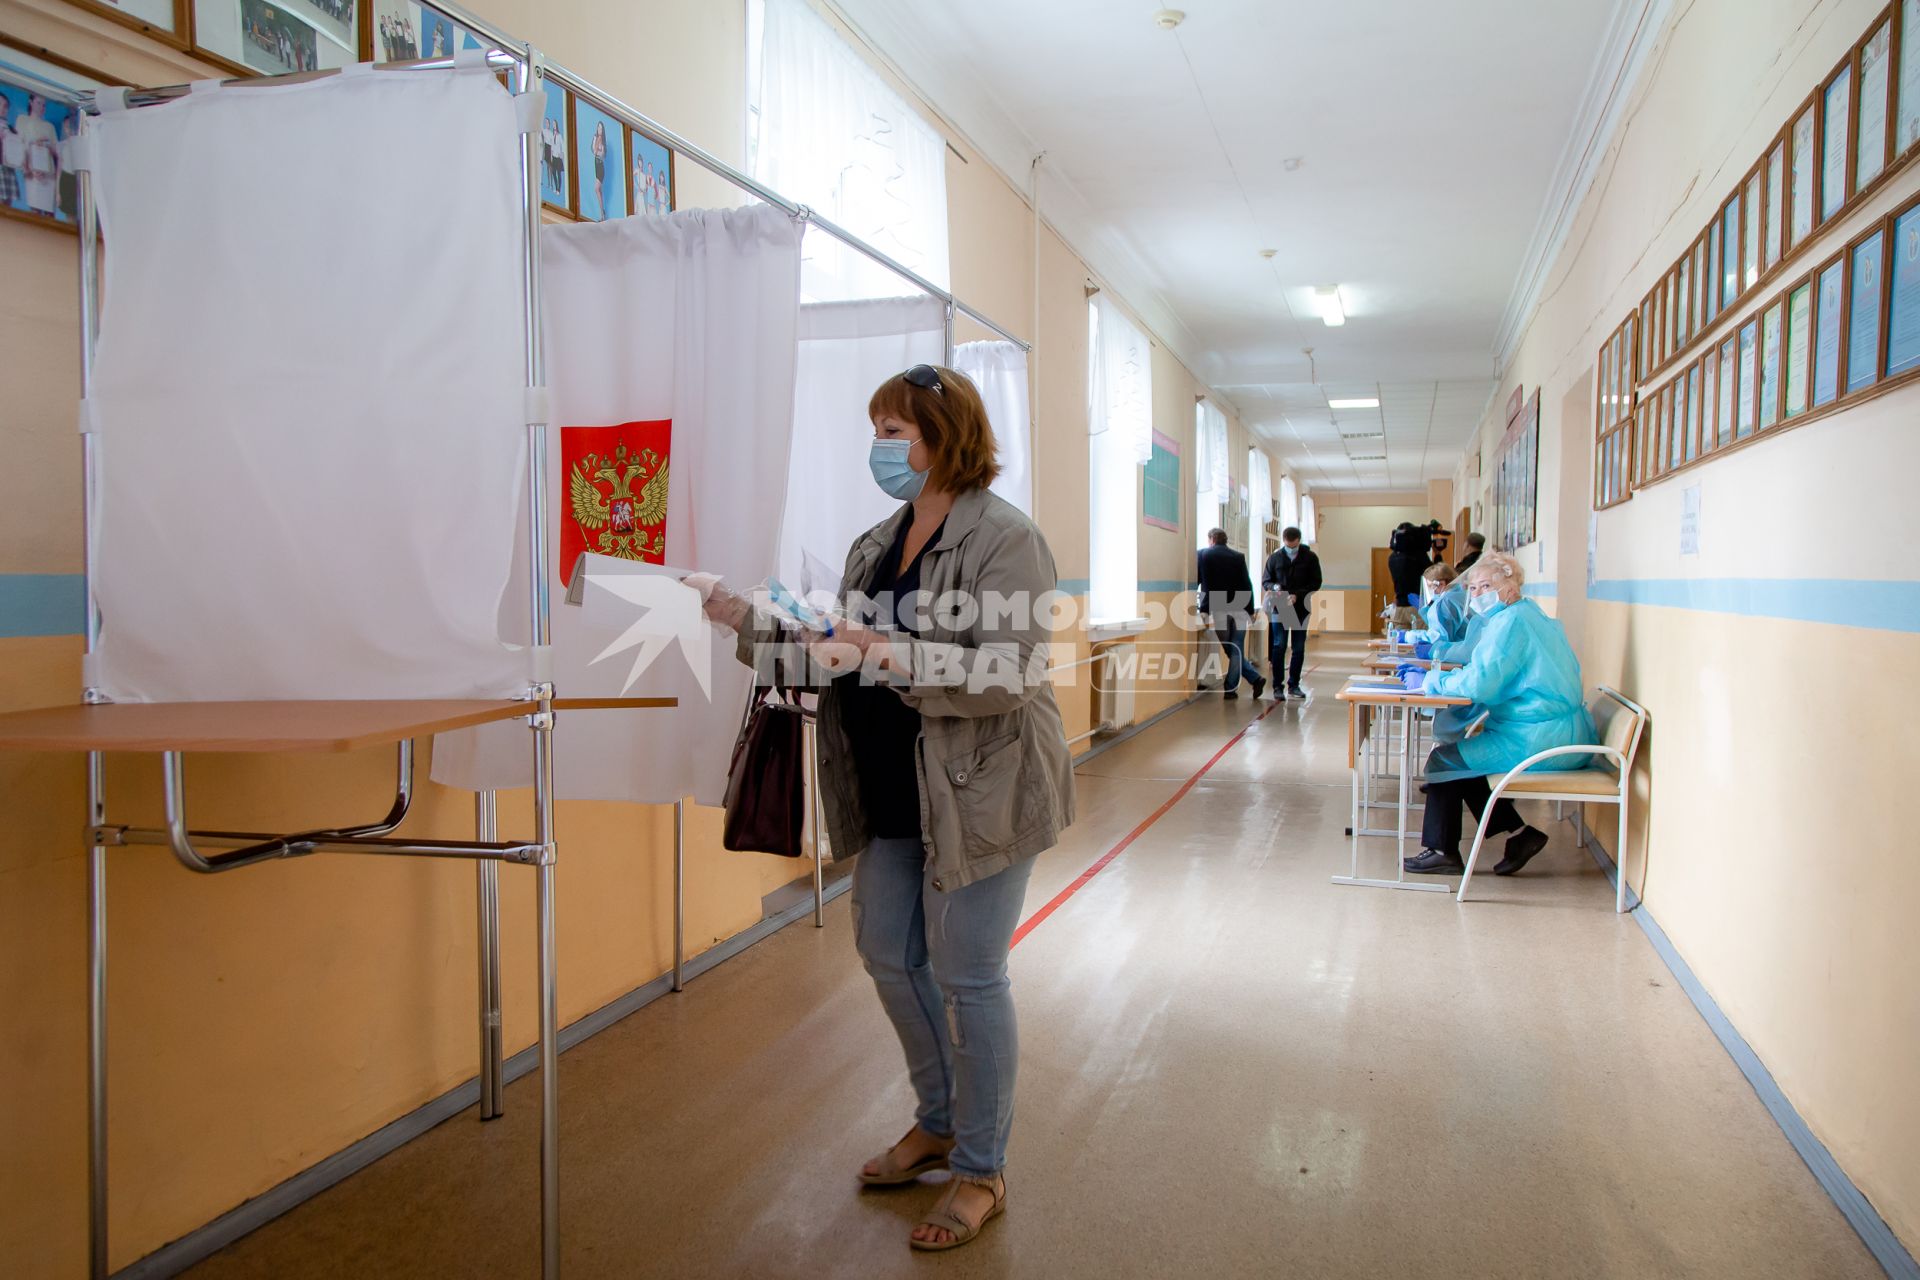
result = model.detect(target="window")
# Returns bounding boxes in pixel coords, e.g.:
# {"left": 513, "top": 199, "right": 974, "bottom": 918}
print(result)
{"left": 1246, "top": 448, "right": 1273, "bottom": 564}
{"left": 747, "top": 0, "right": 950, "bottom": 301}
{"left": 1194, "top": 400, "right": 1229, "bottom": 551}
{"left": 1088, "top": 296, "right": 1152, "bottom": 624}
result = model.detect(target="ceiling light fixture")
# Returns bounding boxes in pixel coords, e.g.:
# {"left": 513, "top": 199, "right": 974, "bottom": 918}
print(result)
{"left": 1328, "top": 396, "right": 1378, "bottom": 409}
{"left": 1339, "top": 430, "right": 1384, "bottom": 440}
{"left": 1348, "top": 453, "right": 1386, "bottom": 461}
{"left": 1153, "top": 8, "right": 1186, "bottom": 30}
{"left": 1313, "top": 285, "right": 1346, "bottom": 327}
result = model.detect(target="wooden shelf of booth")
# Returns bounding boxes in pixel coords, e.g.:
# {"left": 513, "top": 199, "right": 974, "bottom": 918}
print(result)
{"left": 0, "top": 697, "right": 675, "bottom": 754}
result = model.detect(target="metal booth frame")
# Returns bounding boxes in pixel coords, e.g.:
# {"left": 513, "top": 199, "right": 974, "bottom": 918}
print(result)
{"left": 25, "top": 11, "right": 1037, "bottom": 1277}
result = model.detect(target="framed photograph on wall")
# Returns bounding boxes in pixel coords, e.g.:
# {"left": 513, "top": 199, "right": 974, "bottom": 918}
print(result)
{"left": 1759, "top": 300, "right": 1784, "bottom": 430}
{"left": 1790, "top": 99, "right": 1817, "bottom": 248}
{"left": 1737, "top": 319, "right": 1759, "bottom": 437}
{"left": 1784, "top": 278, "right": 1812, "bottom": 418}
{"left": 1812, "top": 255, "right": 1844, "bottom": 408}
{"left": 1857, "top": 17, "right": 1892, "bottom": 193}
{"left": 1902, "top": 0, "right": 1920, "bottom": 153}
{"left": 0, "top": 41, "right": 112, "bottom": 233}
{"left": 538, "top": 77, "right": 571, "bottom": 215}
{"left": 193, "top": 0, "right": 356, "bottom": 76}
{"left": 1765, "top": 134, "right": 1787, "bottom": 272}
{"left": 1820, "top": 61, "right": 1853, "bottom": 224}
{"left": 367, "top": 0, "right": 490, "bottom": 61}
{"left": 58, "top": 0, "right": 186, "bottom": 45}
{"left": 572, "top": 95, "right": 627, "bottom": 223}
{"left": 1886, "top": 197, "right": 1920, "bottom": 377}
{"left": 277, "top": 0, "right": 355, "bottom": 53}
{"left": 1848, "top": 225, "right": 1887, "bottom": 392}
{"left": 630, "top": 129, "right": 674, "bottom": 216}
{"left": 1717, "top": 334, "right": 1737, "bottom": 448}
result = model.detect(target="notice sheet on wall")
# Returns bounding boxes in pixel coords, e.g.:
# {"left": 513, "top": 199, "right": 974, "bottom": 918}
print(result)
{"left": 1680, "top": 485, "right": 1701, "bottom": 557}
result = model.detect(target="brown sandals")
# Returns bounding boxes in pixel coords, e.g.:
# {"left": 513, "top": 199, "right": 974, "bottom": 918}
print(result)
{"left": 910, "top": 1175, "right": 1007, "bottom": 1252}
{"left": 858, "top": 1127, "right": 955, "bottom": 1187}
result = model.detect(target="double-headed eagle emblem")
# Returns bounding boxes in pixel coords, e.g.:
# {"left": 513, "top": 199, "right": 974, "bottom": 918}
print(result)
{"left": 568, "top": 442, "right": 668, "bottom": 562}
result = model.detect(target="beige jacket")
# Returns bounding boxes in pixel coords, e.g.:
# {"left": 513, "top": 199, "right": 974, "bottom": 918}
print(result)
{"left": 737, "top": 488, "right": 1075, "bottom": 891}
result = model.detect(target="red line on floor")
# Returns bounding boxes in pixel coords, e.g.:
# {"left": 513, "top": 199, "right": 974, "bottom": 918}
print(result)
{"left": 1010, "top": 684, "right": 1298, "bottom": 948}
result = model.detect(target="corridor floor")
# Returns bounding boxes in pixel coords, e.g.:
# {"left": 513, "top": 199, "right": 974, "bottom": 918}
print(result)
{"left": 189, "top": 636, "right": 1880, "bottom": 1279}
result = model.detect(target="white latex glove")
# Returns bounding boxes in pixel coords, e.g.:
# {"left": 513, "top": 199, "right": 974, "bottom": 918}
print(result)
{"left": 682, "top": 573, "right": 751, "bottom": 632}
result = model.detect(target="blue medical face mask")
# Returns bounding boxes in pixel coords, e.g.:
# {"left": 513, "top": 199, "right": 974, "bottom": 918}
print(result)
{"left": 1283, "top": 545, "right": 1298, "bottom": 559}
{"left": 868, "top": 437, "right": 928, "bottom": 501}
{"left": 1470, "top": 590, "right": 1505, "bottom": 617}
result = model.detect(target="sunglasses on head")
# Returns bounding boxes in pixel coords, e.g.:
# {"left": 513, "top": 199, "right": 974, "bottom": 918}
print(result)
{"left": 904, "top": 364, "right": 944, "bottom": 394}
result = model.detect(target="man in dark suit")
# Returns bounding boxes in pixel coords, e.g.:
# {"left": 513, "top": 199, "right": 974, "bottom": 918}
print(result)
{"left": 1261, "top": 526, "right": 1322, "bottom": 699}
{"left": 1195, "top": 528, "right": 1265, "bottom": 700}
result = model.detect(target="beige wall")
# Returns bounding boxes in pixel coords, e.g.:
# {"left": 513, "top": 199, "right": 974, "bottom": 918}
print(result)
{"left": 1454, "top": 0, "right": 1920, "bottom": 1253}
{"left": 0, "top": 0, "right": 1283, "bottom": 1270}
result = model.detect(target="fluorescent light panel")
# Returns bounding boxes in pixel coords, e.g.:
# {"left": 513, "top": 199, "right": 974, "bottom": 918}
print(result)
{"left": 1313, "top": 285, "right": 1346, "bottom": 327}
{"left": 1328, "top": 397, "right": 1378, "bottom": 409}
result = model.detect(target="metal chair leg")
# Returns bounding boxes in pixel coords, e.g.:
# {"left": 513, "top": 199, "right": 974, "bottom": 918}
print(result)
{"left": 1616, "top": 798, "right": 1630, "bottom": 915}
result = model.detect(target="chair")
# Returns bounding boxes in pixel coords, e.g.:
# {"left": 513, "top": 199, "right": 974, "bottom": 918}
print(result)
{"left": 1456, "top": 686, "right": 1649, "bottom": 912}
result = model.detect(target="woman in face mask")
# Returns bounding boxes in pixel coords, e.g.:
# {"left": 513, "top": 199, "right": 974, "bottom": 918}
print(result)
{"left": 701, "top": 364, "right": 1073, "bottom": 1252}
{"left": 1401, "top": 551, "right": 1596, "bottom": 878}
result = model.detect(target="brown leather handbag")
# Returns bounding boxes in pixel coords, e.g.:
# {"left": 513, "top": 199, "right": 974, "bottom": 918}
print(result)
{"left": 721, "top": 681, "right": 809, "bottom": 858}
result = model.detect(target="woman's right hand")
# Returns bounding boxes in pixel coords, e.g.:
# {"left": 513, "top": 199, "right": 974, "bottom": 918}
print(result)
{"left": 682, "top": 573, "right": 752, "bottom": 633}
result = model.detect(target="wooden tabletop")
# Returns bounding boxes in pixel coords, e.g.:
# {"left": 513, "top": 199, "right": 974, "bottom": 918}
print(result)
{"left": 1335, "top": 678, "right": 1471, "bottom": 709}
{"left": 0, "top": 699, "right": 604, "bottom": 754}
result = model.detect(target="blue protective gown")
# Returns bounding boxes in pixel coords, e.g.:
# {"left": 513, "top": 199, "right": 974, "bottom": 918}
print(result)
{"left": 1423, "top": 598, "right": 1595, "bottom": 783}
{"left": 1410, "top": 582, "right": 1470, "bottom": 646}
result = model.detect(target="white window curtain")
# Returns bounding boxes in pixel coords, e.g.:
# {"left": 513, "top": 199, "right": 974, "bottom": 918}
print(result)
{"left": 1246, "top": 448, "right": 1273, "bottom": 562}
{"left": 1088, "top": 298, "right": 1148, "bottom": 623}
{"left": 780, "top": 296, "right": 947, "bottom": 594}
{"left": 1194, "top": 399, "right": 1229, "bottom": 543}
{"left": 749, "top": 0, "right": 950, "bottom": 301}
{"left": 953, "top": 339, "right": 1032, "bottom": 515}
{"left": 1300, "top": 493, "right": 1317, "bottom": 543}
{"left": 1279, "top": 474, "right": 1300, "bottom": 533}
{"left": 1089, "top": 293, "right": 1153, "bottom": 464}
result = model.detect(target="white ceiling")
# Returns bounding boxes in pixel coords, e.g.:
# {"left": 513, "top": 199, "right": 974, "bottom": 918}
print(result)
{"left": 830, "top": 0, "right": 1640, "bottom": 488}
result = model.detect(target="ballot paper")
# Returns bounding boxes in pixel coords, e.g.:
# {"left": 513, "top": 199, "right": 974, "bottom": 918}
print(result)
{"left": 564, "top": 552, "right": 695, "bottom": 605}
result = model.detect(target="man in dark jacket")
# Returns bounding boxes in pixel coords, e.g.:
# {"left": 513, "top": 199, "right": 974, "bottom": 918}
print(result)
{"left": 1455, "top": 531, "right": 1485, "bottom": 573}
{"left": 1261, "top": 526, "right": 1322, "bottom": 699}
{"left": 1195, "top": 528, "right": 1265, "bottom": 699}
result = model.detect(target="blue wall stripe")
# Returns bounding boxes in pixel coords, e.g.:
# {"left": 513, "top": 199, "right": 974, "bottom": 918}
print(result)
{"left": 1524, "top": 582, "right": 1559, "bottom": 599}
{"left": 1055, "top": 577, "right": 1090, "bottom": 595}
{"left": 1590, "top": 577, "right": 1920, "bottom": 633}
{"left": 1322, "top": 583, "right": 1369, "bottom": 592}
{"left": 1578, "top": 829, "right": 1920, "bottom": 1280}
{"left": 0, "top": 574, "right": 85, "bottom": 638}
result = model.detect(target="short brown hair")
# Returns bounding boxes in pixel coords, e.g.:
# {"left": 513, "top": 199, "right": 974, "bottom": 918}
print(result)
{"left": 868, "top": 365, "right": 1001, "bottom": 494}
{"left": 1423, "top": 562, "right": 1457, "bottom": 585}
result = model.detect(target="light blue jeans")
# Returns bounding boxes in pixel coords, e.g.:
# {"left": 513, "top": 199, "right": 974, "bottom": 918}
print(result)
{"left": 851, "top": 836, "right": 1035, "bottom": 1181}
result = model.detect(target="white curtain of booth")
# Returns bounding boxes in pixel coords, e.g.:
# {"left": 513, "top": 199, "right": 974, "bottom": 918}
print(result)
{"left": 1300, "top": 493, "right": 1317, "bottom": 543}
{"left": 88, "top": 67, "right": 529, "bottom": 701}
{"left": 779, "top": 295, "right": 946, "bottom": 598}
{"left": 431, "top": 205, "right": 803, "bottom": 805}
{"left": 954, "top": 339, "right": 1032, "bottom": 516}
{"left": 751, "top": 0, "right": 949, "bottom": 302}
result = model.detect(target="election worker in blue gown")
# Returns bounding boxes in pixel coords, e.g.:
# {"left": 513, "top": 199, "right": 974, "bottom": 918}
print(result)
{"left": 1403, "top": 551, "right": 1595, "bottom": 877}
